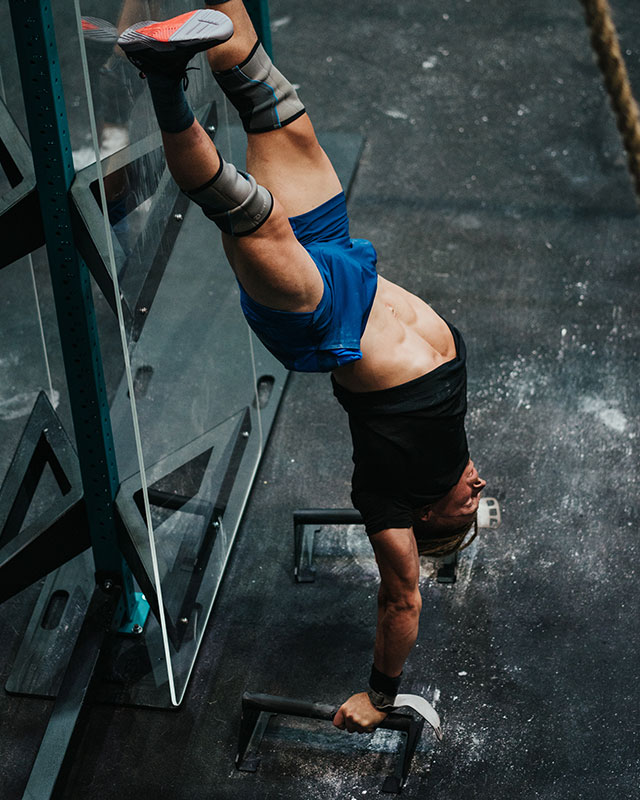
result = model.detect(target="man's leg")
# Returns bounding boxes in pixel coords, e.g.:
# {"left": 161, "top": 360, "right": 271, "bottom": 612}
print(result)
{"left": 118, "top": 9, "right": 325, "bottom": 311}
{"left": 204, "top": 0, "right": 342, "bottom": 217}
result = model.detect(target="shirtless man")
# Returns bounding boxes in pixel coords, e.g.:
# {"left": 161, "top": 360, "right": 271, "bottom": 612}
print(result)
{"left": 113, "top": 2, "right": 486, "bottom": 734}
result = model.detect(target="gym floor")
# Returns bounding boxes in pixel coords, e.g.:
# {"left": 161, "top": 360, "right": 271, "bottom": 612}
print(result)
{"left": 1, "top": 1, "right": 639, "bottom": 797}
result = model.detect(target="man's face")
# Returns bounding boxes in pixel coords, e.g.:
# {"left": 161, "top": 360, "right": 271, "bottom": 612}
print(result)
{"left": 424, "top": 459, "right": 487, "bottom": 527}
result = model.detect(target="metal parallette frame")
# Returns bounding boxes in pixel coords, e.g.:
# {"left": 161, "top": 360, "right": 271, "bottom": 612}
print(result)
{"left": 236, "top": 692, "right": 425, "bottom": 794}
{"left": 435, "top": 551, "right": 458, "bottom": 584}
{"left": 293, "top": 507, "right": 362, "bottom": 582}
{"left": 293, "top": 508, "right": 460, "bottom": 584}
{"left": 436, "top": 516, "right": 483, "bottom": 584}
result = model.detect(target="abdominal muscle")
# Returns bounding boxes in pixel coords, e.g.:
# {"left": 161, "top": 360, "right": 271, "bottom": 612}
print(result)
{"left": 332, "top": 276, "right": 456, "bottom": 393}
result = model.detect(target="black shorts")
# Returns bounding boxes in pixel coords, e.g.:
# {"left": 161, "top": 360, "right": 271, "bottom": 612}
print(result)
{"left": 332, "top": 322, "right": 469, "bottom": 536}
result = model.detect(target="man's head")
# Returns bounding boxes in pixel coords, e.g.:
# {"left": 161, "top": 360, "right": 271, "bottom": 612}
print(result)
{"left": 411, "top": 459, "right": 486, "bottom": 555}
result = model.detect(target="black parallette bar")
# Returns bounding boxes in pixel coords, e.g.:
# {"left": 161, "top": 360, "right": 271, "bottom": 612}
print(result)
{"left": 292, "top": 508, "right": 363, "bottom": 526}
{"left": 241, "top": 692, "right": 414, "bottom": 733}
{"left": 237, "top": 691, "right": 425, "bottom": 793}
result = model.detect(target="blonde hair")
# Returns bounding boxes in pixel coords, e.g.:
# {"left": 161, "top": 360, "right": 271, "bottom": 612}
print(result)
{"left": 412, "top": 514, "right": 477, "bottom": 557}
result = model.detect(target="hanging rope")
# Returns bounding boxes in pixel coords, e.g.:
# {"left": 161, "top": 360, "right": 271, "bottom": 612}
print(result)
{"left": 579, "top": 0, "right": 640, "bottom": 200}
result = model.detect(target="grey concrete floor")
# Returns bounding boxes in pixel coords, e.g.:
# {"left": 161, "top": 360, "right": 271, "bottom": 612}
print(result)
{"left": 1, "top": 0, "right": 640, "bottom": 798}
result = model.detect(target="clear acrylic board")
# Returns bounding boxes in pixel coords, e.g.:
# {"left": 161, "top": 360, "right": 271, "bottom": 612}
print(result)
{"left": 67, "top": 0, "right": 278, "bottom": 705}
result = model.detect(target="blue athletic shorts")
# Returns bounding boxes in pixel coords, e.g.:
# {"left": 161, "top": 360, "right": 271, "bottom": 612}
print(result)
{"left": 238, "top": 192, "right": 378, "bottom": 372}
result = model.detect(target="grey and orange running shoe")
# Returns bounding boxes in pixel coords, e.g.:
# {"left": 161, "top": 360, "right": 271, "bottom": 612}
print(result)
{"left": 117, "top": 9, "right": 234, "bottom": 79}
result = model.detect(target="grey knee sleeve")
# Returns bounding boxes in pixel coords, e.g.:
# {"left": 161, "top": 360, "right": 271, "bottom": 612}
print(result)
{"left": 213, "top": 41, "right": 305, "bottom": 133}
{"left": 185, "top": 153, "right": 273, "bottom": 236}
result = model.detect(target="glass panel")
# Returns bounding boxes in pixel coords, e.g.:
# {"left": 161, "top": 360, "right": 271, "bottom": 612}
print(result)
{"left": 66, "top": 0, "right": 284, "bottom": 705}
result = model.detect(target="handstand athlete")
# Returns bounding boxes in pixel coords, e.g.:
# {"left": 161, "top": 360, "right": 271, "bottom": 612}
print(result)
{"left": 110, "top": 2, "right": 486, "bottom": 735}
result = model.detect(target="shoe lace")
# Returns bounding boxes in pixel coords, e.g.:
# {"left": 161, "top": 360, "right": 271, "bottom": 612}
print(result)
{"left": 135, "top": 65, "right": 200, "bottom": 90}
{"left": 182, "top": 65, "right": 199, "bottom": 91}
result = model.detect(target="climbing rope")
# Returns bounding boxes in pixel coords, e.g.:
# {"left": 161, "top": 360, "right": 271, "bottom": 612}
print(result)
{"left": 579, "top": 0, "right": 640, "bottom": 200}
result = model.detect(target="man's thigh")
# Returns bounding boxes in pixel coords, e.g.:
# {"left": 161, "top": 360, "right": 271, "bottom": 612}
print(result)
{"left": 222, "top": 200, "right": 324, "bottom": 312}
{"left": 246, "top": 116, "right": 342, "bottom": 218}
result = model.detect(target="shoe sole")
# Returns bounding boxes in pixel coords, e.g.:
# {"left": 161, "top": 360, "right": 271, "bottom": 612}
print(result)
{"left": 118, "top": 9, "right": 233, "bottom": 53}
{"left": 82, "top": 16, "right": 118, "bottom": 43}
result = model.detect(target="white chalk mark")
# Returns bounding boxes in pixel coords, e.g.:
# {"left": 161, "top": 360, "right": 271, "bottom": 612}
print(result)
{"left": 455, "top": 213, "right": 482, "bottom": 230}
{"left": 272, "top": 16, "right": 291, "bottom": 29}
{"left": 384, "top": 108, "right": 409, "bottom": 120}
{"left": 0, "top": 392, "right": 36, "bottom": 420}
{"left": 579, "top": 396, "right": 628, "bottom": 433}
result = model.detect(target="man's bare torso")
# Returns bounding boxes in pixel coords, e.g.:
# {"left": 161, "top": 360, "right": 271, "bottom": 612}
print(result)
{"left": 333, "top": 276, "right": 456, "bottom": 393}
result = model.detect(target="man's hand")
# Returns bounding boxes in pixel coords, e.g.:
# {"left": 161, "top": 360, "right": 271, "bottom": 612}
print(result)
{"left": 333, "top": 691, "right": 389, "bottom": 734}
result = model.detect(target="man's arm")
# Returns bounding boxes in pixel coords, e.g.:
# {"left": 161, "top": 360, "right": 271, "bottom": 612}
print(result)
{"left": 333, "top": 528, "right": 422, "bottom": 733}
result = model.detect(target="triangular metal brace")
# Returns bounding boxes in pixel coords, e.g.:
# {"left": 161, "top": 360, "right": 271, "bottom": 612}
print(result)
{"left": 0, "top": 391, "right": 88, "bottom": 602}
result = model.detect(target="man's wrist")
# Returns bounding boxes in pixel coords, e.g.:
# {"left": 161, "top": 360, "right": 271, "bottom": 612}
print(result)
{"left": 368, "top": 664, "right": 402, "bottom": 710}
{"left": 367, "top": 687, "right": 396, "bottom": 709}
